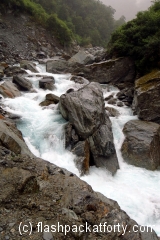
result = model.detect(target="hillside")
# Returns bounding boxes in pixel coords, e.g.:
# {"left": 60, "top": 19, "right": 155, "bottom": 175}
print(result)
{"left": 0, "top": 0, "right": 125, "bottom": 48}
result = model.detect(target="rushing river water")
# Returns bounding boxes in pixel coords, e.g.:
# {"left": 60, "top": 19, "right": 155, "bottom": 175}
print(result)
{"left": 3, "top": 64, "right": 160, "bottom": 236}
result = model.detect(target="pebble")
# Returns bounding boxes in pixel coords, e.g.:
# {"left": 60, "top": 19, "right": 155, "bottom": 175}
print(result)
{"left": 43, "top": 232, "right": 53, "bottom": 240}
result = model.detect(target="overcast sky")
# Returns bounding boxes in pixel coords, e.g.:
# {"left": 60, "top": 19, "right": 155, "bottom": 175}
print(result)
{"left": 101, "top": 0, "right": 152, "bottom": 20}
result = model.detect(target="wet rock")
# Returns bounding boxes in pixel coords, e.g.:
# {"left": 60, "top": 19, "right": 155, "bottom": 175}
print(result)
{"left": 89, "top": 124, "right": 119, "bottom": 175}
{"left": 46, "top": 93, "right": 59, "bottom": 103}
{"left": 121, "top": 120, "right": 160, "bottom": 170}
{"left": 0, "top": 120, "right": 33, "bottom": 156}
{"left": 105, "top": 106, "right": 120, "bottom": 117}
{"left": 64, "top": 123, "right": 79, "bottom": 150}
{"left": 117, "top": 87, "right": 134, "bottom": 106}
{"left": 70, "top": 75, "right": 89, "bottom": 85}
{"left": 104, "top": 94, "right": 113, "bottom": 101}
{"left": 59, "top": 82, "right": 106, "bottom": 139}
{"left": 117, "top": 101, "right": 123, "bottom": 107}
{"left": 75, "top": 57, "right": 136, "bottom": 89}
{"left": 68, "top": 50, "right": 95, "bottom": 65}
{"left": 133, "top": 70, "right": 160, "bottom": 123}
{"left": 107, "top": 98, "right": 117, "bottom": 105}
{"left": 20, "top": 60, "right": 39, "bottom": 73}
{"left": 0, "top": 81, "right": 21, "bottom": 98}
{"left": 72, "top": 140, "right": 90, "bottom": 176}
{"left": 39, "top": 77, "right": 55, "bottom": 91}
{"left": 13, "top": 75, "right": 32, "bottom": 91}
{"left": 59, "top": 83, "right": 119, "bottom": 174}
{"left": 4, "top": 66, "right": 26, "bottom": 77}
{"left": 46, "top": 59, "right": 68, "bottom": 73}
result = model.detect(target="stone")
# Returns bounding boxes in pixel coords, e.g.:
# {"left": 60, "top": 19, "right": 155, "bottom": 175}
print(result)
{"left": 20, "top": 60, "right": 39, "bottom": 73}
{"left": 121, "top": 120, "right": 160, "bottom": 170}
{"left": 72, "top": 140, "right": 90, "bottom": 176}
{"left": 89, "top": 124, "right": 119, "bottom": 175}
{"left": 133, "top": 70, "right": 160, "bottom": 123}
{"left": 64, "top": 123, "right": 79, "bottom": 150}
{"left": 59, "top": 82, "right": 106, "bottom": 139}
{"left": 68, "top": 50, "right": 95, "bottom": 65}
{"left": 43, "top": 232, "right": 53, "bottom": 240}
{"left": 0, "top": 120, "right": 33, "bottom": 157}
{"left": 46, "top": 59, "right": 68, "bottom": 73}
{"left": 74, "top": 57, "right": 136, "bottom": 89}
{"left": 105, "top": 106, "right": 120, "bottom": 117}
{"left": 39, "top": 77, "right": 55, "bottom": 91}
{"left": 4, "top": 66, "right": 26, "bottom": 77}
{"left": 0, "top": 81, "right": 21, "bottom": 98}
{"left": 46, "top": 93, "right": 59, "bottom": 103}
{"left": 59, "top": 83, "right": 119, "bottom": 174}
{"left": 13, "top": 75, "right": 32, "bottom": 91}
{"left": 70, "top": 75, "right": 89, "bottom": 85}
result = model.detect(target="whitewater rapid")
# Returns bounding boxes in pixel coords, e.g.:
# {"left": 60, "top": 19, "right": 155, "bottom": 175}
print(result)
{"left": 3, "top": 64, "right": 160, "bottom": 235}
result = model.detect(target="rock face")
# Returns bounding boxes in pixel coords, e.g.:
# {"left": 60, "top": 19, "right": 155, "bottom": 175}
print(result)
{"left": 72, "top": 140, "right": 90, "bottom": 176}
{"left": 0, "top": 81, "right": 21, "bottom": 98}
{"left": 74, "top": 57, "right": 136, "bottom": 89}
{"left": 39, "top": 77, "right": 55, "bottom": 91}
{"left": 0, "top": 120, "right": 33, "bottom": 157}
{"left": 59, "top": 82, "right": 119, "bottom": 174}
{"left": 133, "top": 70, "right": 160, "bottom": 123}
{"left": 13, "top": 74, "right": 32, "bottom": 91}
{"left": 68, "top": 50, "right": 95, "bottom": 65}
{"left": 0, "top": 153, "right": 158, "bottom": 240}
{"left": 121, "top": 120, "right": 160, "bottom": 170}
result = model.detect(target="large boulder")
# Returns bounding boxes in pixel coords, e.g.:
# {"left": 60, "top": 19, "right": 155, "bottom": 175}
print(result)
{"left": 0, "top": 120, "right": 33, "bottom": 157}
{"left": 68, "top": 50, "right": 95, "bottom": 65}
{"left": 0, "top": 81, "right": 21, "bottom": 98}
{"left": 121, "top": 120, "right": 160, "bottom": 170}
{"left": 59, "top": 82, "right": 106, "bottom": 139}
{"left": 59, "top": 82, "right": 119, "bottom": 174}
{"left": 74, "top": 57, "right": 136, "bottom": 89}
{"left": 13, "top": 74, "right": 32, "bottom": 91}
{"left": 133, "top": 70, "right": 160, "bottom": 123}
{"left": 46, "top": 59, "right": 69, "bottom": 73}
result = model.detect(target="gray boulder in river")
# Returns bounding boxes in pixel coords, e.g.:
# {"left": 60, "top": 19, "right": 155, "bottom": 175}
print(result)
{"left": 121, "top": 120, "right": 160, "bottom": 170}
{"left": 59, "top": 82, "right": 119, "bottom": 175}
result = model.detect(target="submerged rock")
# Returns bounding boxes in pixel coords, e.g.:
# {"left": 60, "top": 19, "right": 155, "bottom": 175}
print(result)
{"left": 121, "top": 120, "right": 160, "bottom": 170}
{"left": 133, "top": 70, "right": 160, "bottom": 123}
{"left": 39, "top": 76, "right": 55, "bottom": 91}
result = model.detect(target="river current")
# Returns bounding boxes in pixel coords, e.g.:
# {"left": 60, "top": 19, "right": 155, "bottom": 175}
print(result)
{"left": 2, "top": 64, "right": 160, "bottom": 235}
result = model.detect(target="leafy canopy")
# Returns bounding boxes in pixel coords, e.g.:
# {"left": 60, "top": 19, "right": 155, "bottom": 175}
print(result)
{"left": 108, "top": 0, "right": 160, "bottom": 74}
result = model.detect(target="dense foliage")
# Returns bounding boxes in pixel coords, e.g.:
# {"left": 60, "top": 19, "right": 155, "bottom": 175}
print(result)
{"left": 0, "top": 0, "right": 125, "bottom": 47}
{"left": 108, "top": 0, "right": 160, "bottom": 74}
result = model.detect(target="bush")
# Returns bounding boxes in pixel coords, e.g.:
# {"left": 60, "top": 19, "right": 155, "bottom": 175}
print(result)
{"left": 108, "top": 0, "right": 160, "bottom": 74}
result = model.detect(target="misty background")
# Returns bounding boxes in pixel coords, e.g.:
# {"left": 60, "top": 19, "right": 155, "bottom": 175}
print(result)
{"left": 101, "top": 0, "right": 152, "bottom": 20}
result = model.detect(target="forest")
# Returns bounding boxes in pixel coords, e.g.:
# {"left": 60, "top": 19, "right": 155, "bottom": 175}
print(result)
{"left": 0, "top": 0, "right": 125, "bottom": 47}
{"left": 108, "top": 0, "right": 160, "bottom": 74}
